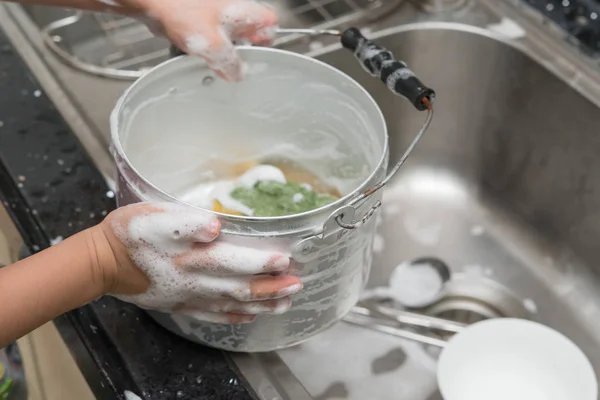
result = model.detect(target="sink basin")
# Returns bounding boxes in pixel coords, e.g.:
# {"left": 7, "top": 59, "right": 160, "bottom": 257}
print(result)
{"left": 3, "top": 0, "right": 600, "bottom": 395}
{"left": 264, "top": 23, "right": 600, "bottom": 399}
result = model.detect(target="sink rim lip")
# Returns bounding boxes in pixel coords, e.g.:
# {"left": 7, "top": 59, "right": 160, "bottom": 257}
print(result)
{"left": 305, "top": 21, "right": 531, "bottom": 59}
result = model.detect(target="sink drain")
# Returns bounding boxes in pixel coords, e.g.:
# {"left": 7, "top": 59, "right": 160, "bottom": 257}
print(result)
{"left": 421, "top": 275, "right": 532, "bottom": 339}
{"left": 418, "top": 0, "right": 468, "bottom": 13}
{"left": 408, "top": 275, "right": 534, "bottom": 358}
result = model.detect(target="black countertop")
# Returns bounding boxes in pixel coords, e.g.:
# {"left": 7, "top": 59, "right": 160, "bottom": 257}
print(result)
{"left": 0, "top": 27, "right": 256, "bottom": 400}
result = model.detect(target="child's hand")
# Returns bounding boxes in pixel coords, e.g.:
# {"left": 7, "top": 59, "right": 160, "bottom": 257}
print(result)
{"left": 94, "top": 203, "right": 302, "bottom": 324}
{"left": 110, "top": 0, "right": 278, "bottom": 81}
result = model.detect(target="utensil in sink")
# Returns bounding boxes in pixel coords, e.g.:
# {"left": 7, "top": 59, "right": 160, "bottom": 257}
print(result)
{"left": 387, "top": 257, "right": 451, "bottom": 308}
{"left": 345, "top": 309, "right": 598, "bottom": 400}
{"left": 345, "top": 304, "right": 461, "bottom": 347}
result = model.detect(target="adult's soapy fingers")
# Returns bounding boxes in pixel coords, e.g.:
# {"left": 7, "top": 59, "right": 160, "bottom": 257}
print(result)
{"left": 187, "top": 274, "right": 302, "bottom": 301}
{"left": 184, "top": 27, "right": 244, "bottom": 82}
{"left": 222, "top": 0, "right": 278, "bottom": 41}
{"left": 178, "top": 297, "right": 292, "bottom": 315}
{"left": 247, "top": 275, "right": 303, "bottom": 301}
{"left": 175, "top": 241, "right": 290, "bottom": 275}
{"left": 175, "top": 309, "right": 256, "bottom": 324}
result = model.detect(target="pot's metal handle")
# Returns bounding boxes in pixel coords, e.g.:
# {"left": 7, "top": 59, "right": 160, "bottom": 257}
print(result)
{"left": 280, "top": 27, "right": 436, "bottom": 233}
{"left": 335, "top": 101, "right": 433, "bottom": 231}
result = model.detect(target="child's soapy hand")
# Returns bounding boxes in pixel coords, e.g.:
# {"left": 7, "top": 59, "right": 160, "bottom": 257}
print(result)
{"left": 95, "top": 202, "right": 302, "bottom": 324}
{"left": 109, "top": 0, "right": 278, "bottom": 81}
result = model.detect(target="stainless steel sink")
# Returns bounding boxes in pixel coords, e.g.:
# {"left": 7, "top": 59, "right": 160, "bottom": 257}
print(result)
{"left": 258, "top": 23, "right": 600, "bottom": 399}
{"left": 3, "top": 1, "right": 600, "bottom": 399}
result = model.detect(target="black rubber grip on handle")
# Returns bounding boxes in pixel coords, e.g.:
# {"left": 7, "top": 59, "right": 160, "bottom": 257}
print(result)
{"left": 340, "top": 27, "right": 364, "bottom": 52}
{"left": 341, "top": 27, "right": 435, "bottom": 111}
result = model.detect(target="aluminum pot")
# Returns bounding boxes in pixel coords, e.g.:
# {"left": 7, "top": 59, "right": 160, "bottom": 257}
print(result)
{"left": 110, "top": 47, "right": 388, "bottom": 352}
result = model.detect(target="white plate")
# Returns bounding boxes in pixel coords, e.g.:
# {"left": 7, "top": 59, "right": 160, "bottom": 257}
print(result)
{"left": 437, "top": 318, "right": 597, "bottom": 400}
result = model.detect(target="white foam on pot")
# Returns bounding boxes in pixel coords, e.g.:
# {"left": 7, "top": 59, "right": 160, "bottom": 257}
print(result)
{"left": 237, "top": 164, "right": 286, "bottom": 188}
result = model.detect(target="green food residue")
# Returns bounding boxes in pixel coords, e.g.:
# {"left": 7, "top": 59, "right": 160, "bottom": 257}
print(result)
{"left": 230, "top": 181, "right": 338, "bottom": 217}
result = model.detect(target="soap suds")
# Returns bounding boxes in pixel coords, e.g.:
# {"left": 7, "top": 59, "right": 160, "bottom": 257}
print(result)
{"left": 183, "top": 0, "right": 279, "bottom": 81}
{"left": 50, "top": 236, "right": 63, "bottom": 246}
{"left": 487, "top": 17, "right": 526, "bottom": 39}
{"left": 109, "top": 202, "right": 299, "bottom": 316}
{"left": 181, "top": 164, "right": 336, "bottom": 217}
{"left": 185, "top": 165, "right": 288, "bottom": 216}
{"left": 212, "top": 181, "right": 255, "bottom": 216}
{"left": 94, "top": 0, "right": 121, "bottom": 6}
{"left": 185, "top": 30, "right": 243, "bottom": 81}
{"left": 293, "top": 193, "right": 304, "bottom": 203}
{"left": 237, "top": 164, "right": 286, "bottom": 188}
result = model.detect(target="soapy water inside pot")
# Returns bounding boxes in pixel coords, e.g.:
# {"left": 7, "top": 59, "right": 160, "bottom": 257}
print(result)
{"left": 117, "top": 56, "right": 384, "bottom": 222}
{"left": 177, "top": 158, "right": 343, "bottom": 217}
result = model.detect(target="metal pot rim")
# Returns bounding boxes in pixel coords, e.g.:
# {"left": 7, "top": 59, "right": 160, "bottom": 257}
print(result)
{"left": 110, "top": 46, "right": 388, "bottom": 223}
